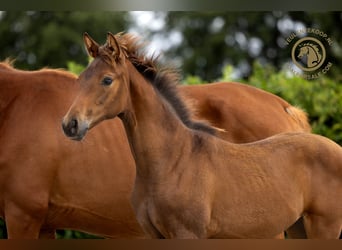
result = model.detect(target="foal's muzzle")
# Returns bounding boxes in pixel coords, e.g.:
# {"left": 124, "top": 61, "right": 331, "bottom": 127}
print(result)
{"left": 62, "top": 117, "right": 89, "bottom": 141}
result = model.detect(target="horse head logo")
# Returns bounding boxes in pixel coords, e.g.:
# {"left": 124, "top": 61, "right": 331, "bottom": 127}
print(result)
{"left": 291, "top": 37, "right": 326, "bottom": 72}
{"left": 297, "top": 43, "right": 322, "bottom": 68}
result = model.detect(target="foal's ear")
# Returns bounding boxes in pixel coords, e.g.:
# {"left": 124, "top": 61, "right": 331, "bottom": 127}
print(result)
{"left": 106, "top": 32, "right": 121, "bottom": 59}
{"left": 83, "top": 32, "right": 99, "bottom": 58}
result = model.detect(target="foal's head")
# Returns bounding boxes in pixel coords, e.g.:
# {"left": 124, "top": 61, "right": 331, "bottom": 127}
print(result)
{"left": 62, "top": 32, "right": 133, "bottom": 140}
{"left": 62, "top": 32, "right": 216, "bottom": 141}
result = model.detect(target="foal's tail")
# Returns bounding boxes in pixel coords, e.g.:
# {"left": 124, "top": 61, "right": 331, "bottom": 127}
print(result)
{"left": 285, "top": 106, "right": 311, "bottom": 132}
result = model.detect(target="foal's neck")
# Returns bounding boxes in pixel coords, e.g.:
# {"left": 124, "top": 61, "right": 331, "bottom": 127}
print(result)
{"left": 120, "top": 63, "right": 193, "bottom": 179}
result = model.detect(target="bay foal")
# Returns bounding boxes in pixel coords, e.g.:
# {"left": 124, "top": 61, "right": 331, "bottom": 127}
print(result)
{"left": 62, "top": 32, "right": 342, "bottom": 238}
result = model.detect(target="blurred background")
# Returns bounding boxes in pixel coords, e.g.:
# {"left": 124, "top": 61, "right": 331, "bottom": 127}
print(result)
{"left": 0, "top": 12, "right": 341, "bottom": 80}
{"left": 0, "top": 11, "right": 341, "bottom": 238}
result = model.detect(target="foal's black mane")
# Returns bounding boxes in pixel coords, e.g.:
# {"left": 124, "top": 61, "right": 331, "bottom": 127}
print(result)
{"left": 101, "top": 33, "right": 216, "bottom": 135}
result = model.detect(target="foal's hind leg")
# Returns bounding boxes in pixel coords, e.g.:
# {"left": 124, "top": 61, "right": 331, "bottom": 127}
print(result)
{"left": 303, "top": 214, "right": 341, "bottom": 239}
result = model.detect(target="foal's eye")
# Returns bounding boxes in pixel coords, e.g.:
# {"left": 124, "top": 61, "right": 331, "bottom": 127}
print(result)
{"left": 102, "top": 77, "right": 113, "bottom": 86}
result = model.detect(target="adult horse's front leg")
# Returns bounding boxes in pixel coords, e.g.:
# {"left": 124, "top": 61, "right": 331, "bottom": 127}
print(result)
{"left": 5, "top": 201, "right": 47, "bottom": 239}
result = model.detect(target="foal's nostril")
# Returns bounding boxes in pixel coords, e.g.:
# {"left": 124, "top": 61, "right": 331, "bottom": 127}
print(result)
{"left": 62, "top": 118, "right": 79, "bottom": 137}
{"left": 70, "top": 119, "right": 78, "bottom": 135}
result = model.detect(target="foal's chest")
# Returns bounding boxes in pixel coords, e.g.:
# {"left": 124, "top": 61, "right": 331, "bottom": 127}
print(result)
{"left": 132, "top": 185, "right": 210, "bottom": 238}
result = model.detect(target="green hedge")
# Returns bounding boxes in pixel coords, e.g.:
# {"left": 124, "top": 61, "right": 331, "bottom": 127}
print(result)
{"left": 237, "top": 63, "right": 341, "bottom": 144}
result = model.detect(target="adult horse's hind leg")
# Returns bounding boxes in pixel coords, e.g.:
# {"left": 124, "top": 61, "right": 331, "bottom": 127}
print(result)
{"left": 303, "top": 214, "right": 341, "bottom": 239}
{"left": 5, "top": 201, "right": 47, "bottom": 239}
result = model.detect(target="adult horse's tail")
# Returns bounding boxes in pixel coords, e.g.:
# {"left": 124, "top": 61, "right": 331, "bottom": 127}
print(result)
{"left": 0, "top": 58, "right": 15, "bottom": 70}
{"left": 285, "top": 106, "right": 311, "bottom": 132}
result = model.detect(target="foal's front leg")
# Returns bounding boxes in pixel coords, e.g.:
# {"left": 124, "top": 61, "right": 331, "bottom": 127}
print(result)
{"left": 171, "top": 229, "right": 202, "bottom": 239}
{"left": 138, "top": 213, "right": 203, "bottom": 239}
{"left": 304, "top": 214, "right": 341, "bottom": 239}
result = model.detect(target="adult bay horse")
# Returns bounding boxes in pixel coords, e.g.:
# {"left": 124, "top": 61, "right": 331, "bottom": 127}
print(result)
{"left": 0, "top": 57, "right": 309, "bottom": 239}
{"left": 0, "top": 60, "right": 143, "bottom": 239}
{"left": 62, "top": 32, "right": 342, "bottom": 239}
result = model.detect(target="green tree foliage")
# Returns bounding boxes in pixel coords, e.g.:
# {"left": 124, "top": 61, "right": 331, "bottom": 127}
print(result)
{"left": 0, "top": 220, "right": 103, "bottom": 239}
{"left": 0, "top": 11, "right": 129, "bottom": 70}
{"left": 160, "top": 12, "right": 342, "bottom": 81}
{"left": 1, "top": 11, "right": 340, "bottom": 80}
{"left": 245, "top": 63, "right": 342, "bottom": 144}
{"left": 56, "top": 229, "right": 102, "bottom": 239}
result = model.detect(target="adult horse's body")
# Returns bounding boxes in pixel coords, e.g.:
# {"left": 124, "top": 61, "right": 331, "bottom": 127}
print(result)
{"left": 0, "top": 57, "right": 309, "bottom": 239}
{"left": 180, "top": 82, "right": 310, "bottom": 142}
{"left": 0, "top": 61, "right": 142, "bottom": 238}
{"left": 62, "top": 32, "right": 342, "bottom": 238}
